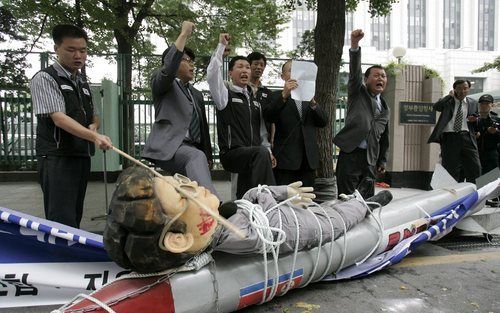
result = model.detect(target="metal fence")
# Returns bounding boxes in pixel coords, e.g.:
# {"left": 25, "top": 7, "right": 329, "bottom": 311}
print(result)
{"left": 0, "top": 90, "right": 36, "bottom": 170}
{"left": 127, "top": 91, "right": 218, "bottom": 155}
{"left": 0, "top": 50, "right": 351, "bottom": 171}
{"left": 0, "top": 92, "right": 347, "bottom": 171}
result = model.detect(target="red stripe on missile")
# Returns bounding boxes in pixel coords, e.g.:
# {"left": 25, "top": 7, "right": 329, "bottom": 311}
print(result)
{"left": 65, "top": 276, "right": 175, "bottom": 313}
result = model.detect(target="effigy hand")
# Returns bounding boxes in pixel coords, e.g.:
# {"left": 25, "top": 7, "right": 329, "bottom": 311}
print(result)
{"left": 287, "top": 181, "right": 315, "bottom": 208}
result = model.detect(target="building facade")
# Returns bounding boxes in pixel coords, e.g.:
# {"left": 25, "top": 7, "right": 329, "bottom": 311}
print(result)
{"left": 277, "top": 0, "right": 500, "bottom": 93}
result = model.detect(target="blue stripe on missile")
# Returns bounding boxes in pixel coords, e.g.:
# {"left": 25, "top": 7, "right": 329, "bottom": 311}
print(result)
{"left": 240, "top": 268, "right": 304, "bottom": 296}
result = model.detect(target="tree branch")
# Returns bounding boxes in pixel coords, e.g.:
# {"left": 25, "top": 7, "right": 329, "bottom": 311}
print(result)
{"left": 130, "top": 0, "right": 155, "bottom": 36}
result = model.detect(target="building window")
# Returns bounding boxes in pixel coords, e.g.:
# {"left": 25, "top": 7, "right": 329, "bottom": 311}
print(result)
{"left": 292, "top": 7, "right": 316, "bottom": 49}
{"left": 455, "top": 77, "right": 484, "bottom": 95}
{"left": 478, "top": 0, "right": 495, "bottom": 51}
{"left": 408, "top": 0, "right": 426, "bottom": 48}
{"left": 371, "top": 15, "right": 391, "bottom": 50}
{"left": 443, "top": 0, "right": 461, "bottom": 49}
{"left": 344, "top": 12, "right": 354, "bottom": 46}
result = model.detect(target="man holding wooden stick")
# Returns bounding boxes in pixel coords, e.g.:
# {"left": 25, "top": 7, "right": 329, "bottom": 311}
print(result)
{"left": 30, "top": 24, "right": 112, "bottom": 228}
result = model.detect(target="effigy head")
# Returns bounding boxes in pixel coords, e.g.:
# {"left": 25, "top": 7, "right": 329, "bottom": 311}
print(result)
{"left": 154, "top": 174, "right": 220, "bottom": 254}
{"left": 103, "top": 166, "right": 220, "bottom": 273}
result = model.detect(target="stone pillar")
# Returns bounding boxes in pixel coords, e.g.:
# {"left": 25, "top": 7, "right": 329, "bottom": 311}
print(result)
{"left": 385, "top": 69, "right": 406, "bottom": 173}
{"left": 421, "top": 78, "right": 442, "bottom": 171}
{"left": 383, "top": 67, "right": 443, "bottom": 189}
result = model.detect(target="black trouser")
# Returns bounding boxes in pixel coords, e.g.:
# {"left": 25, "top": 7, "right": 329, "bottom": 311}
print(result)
{"left": 274, "top": 155, "right": 315, "bottom": 188}
{"left": 220, "top": 146, "right": 276, "bottom": 198}
{"left": 441, "top": 132, "right": 481, "bottom": 183}
{"left": 335, "top": 148, "right": 375, "bottom": 199}
{"left": 479, "top": 150, "right": 499, "bottom": 175}
{"left": 37, "top": 155, "right": 90, "bottom": 228}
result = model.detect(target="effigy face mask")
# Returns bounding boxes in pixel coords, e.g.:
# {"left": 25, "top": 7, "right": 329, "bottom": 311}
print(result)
{"left": 154, "top": 174, "right": 221, "bottom": 254}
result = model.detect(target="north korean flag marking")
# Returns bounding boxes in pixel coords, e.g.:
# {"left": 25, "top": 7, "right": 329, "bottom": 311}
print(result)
{"left": 238, "top": 268, "right": 304, "bottom": 309}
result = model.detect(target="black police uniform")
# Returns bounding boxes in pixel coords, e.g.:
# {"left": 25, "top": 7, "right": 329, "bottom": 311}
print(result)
{"left": 35, "top": 65, "right": 95, "bottom": 228}
{"left": 475, "top": 111, "right": 500, "bottom": 174}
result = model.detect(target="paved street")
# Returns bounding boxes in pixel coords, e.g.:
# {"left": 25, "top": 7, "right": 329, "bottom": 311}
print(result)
{"left": 0, "top": 180, "right": 499, "bottom": 313}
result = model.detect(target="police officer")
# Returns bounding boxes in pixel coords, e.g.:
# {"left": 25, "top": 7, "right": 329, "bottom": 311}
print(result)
{"left": 474, "top": 94, "right": 500, "bottom": 174}
{"left": 30, "top": 25, "right": 112, "bottom": 228}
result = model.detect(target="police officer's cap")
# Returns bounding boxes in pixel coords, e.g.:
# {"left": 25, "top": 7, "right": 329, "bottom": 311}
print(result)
{"left": 478, "top": 94, "right": 494, "bottom": 103}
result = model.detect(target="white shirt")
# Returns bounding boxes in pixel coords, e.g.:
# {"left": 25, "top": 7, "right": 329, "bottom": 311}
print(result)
{"left": 443, "top": 97, "right": 469, "bottom": 132}
{"left": 206, "top": 43, "right": 230, "bottom": 111}
{"left": 206, "top": 43, "right": 271, "bottom": 151}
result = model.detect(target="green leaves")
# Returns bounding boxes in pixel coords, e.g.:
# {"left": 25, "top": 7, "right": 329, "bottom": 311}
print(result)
{"left": 2, "top": 0, "right": 286, "bottom": 57}
{"left": 472, "top": 56, "right": 500, "bottom": 73}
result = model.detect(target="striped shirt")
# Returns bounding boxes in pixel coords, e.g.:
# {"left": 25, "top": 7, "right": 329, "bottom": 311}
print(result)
{"left": 30, "top": 61, "right": 96, "bottom": 116}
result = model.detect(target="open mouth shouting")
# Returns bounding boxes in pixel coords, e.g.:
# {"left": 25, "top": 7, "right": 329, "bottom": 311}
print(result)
{"left": 375, "top": 81, "right": 385, "bottom": 90}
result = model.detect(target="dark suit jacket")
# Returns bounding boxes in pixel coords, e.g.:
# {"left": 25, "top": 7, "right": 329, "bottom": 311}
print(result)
{"left": 333, "top": 48, "right": 390, "bottom": 167}
{"left": 427, "top": 95, "right": 478, "bottom": 148}
{"left": 142, "top": 45, "right": 212, "bottom": 162}
{"left": 264, "top": 91, "right": 327, "bottom": 170}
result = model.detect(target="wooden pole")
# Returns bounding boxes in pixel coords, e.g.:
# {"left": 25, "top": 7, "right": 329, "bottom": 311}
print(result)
{"left": 111, "top": 146, "right": 245, "bottom": 239}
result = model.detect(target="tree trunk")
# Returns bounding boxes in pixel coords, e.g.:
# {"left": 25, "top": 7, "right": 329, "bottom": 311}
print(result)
{"left": 314, "top": 0, "right": 345, "bottom": 179}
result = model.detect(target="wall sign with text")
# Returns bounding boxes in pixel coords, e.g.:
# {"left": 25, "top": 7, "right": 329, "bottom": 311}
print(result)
{"left": 399, "top": 101, "right": 436, "bottom": 125}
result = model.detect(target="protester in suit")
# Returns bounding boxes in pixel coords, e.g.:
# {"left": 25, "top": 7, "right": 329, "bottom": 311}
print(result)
{"left": 207, "top": 33, "right": 275, "bottom": 198}
{"left": 427, "top": 80, "right": 481, "bottom": 183}
{"left": 142, "top": 21, "right": 216, "bottom": 195}
{"left": 333, "top": 29, "right": 390, "bottom": 199}
{"left": 264, "top": 60, "right": 327, "bottom": 187}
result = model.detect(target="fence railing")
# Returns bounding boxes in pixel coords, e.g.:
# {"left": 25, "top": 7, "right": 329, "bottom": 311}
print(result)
{"left": 0, "top": 50, "right": 351, "bottom": 171}
{"left": 0, "top": 90, "right": 36, "bottom": 170}
{"left": 0, "top": 91, "right": 347, "bottom": 171}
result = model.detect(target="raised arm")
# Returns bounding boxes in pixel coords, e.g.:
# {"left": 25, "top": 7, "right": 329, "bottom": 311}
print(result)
{"left": 348, "top": 29, "right": 364, "bottom": 97}
{"left": 207, "top": 33, "right": 231, "bottom": 110}
{"left": 151, "top": 21, "right": 194, "bottom": 99}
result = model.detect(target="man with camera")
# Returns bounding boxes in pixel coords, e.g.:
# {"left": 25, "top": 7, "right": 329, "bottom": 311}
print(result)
{"left": 474, "top": 94, "right": 500, "bottom": 174}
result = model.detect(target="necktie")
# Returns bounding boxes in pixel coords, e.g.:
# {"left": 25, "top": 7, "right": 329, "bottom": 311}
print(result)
{"left": 453, "top": 101, "right": 463, "bottom": 132}
{"left": 186, "top": 86, "right": 201, "bottom": 143}
{"left": 375, "top": 95, "right": 382, "bottom": 113}
{"left": 295, "top": 100, "right": 303, "bottom": 118}
{"left": 242, "top": 87, "right": 250, "bottom": 102}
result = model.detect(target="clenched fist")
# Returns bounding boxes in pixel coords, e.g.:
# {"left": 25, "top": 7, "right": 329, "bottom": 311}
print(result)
{"left": 351, "top": 29, "right": 364, "bottom": 49}
{"left": 180, "top": 21, "right": 195, "bottom": 38}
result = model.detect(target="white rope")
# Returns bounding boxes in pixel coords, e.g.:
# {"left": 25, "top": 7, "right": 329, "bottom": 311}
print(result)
{"left": 415, "top": 203, "right": 431, "bottom": 219}
{"left": 234, "top": 189, "right": 287, "bottom": 304}
{"left": 279, "top": 202, "right": 300, "bottom": 295}
{"left": 262, "top": 185, "right": 285, "bottom": 301}
{"left": 308, "top": 202, "right": 336, "bottom": 280}
{"left": 354, "top": 190, "right": 385, "bottom": 266}
{"left": 302, "top": 206, "right": 324, "bottom": 286}
{"left": 328, "top": 206, "right": 348, "bottom": 275}
{"left": 51, "top": 293, "right": 116, "bottom": 313}
{"left": 259, "top": 185, "right": 304, "bottom": 302}
{"left": 239, "top": 185, "right": 319, "bottom": 303}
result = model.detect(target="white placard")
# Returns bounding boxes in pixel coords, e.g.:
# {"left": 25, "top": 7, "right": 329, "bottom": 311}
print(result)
{"left": 290, "top": 60, "right": 317, "bottom": 102}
